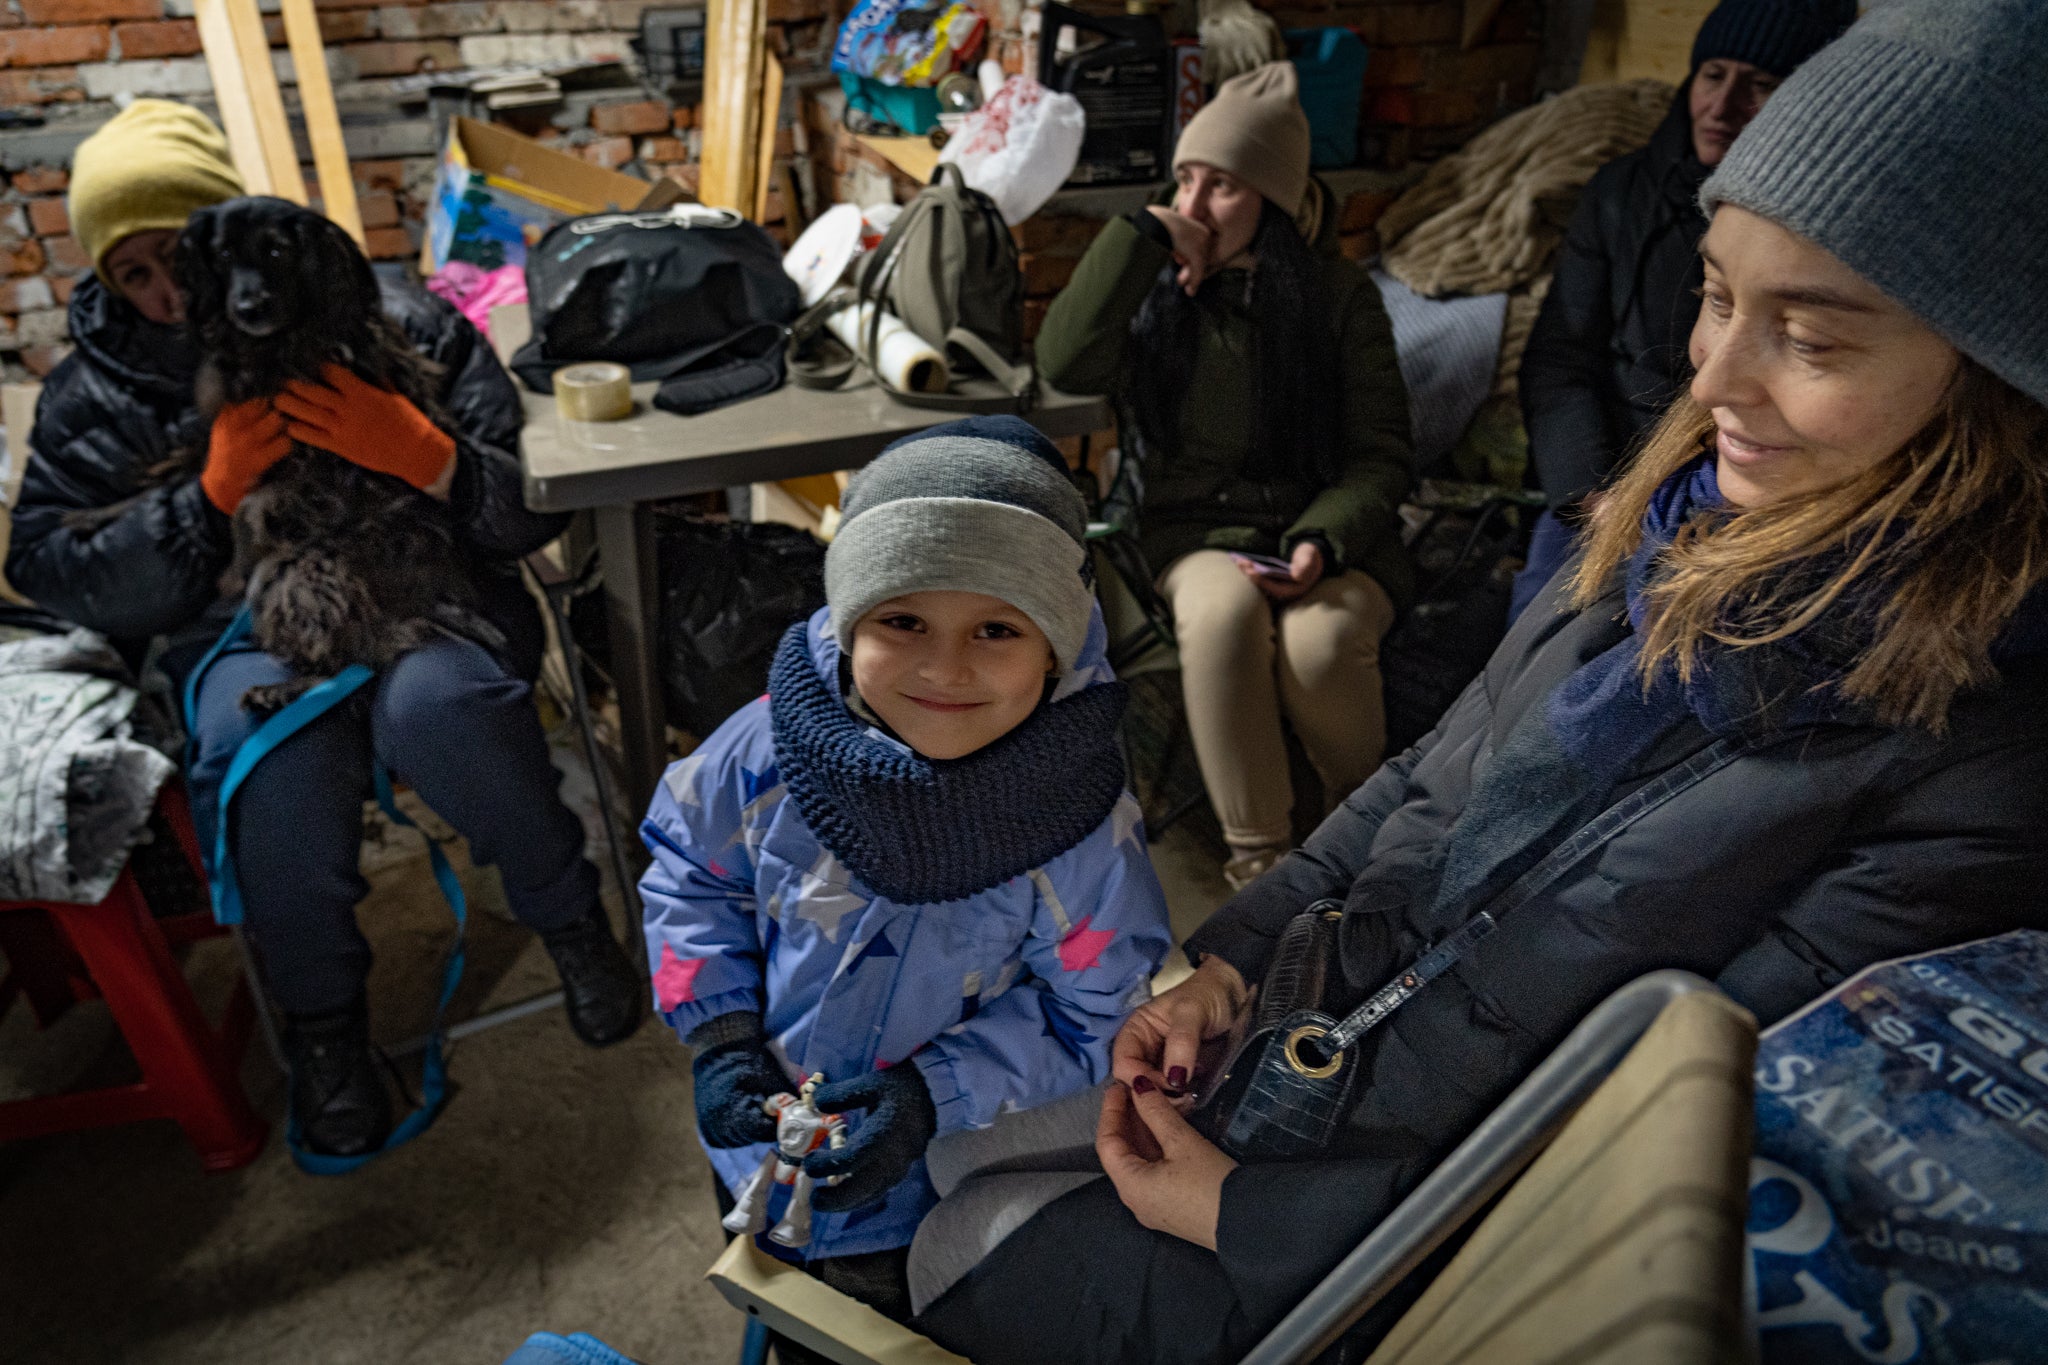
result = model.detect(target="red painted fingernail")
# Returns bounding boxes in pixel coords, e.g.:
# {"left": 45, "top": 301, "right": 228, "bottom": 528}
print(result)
{"left": 1167, "top": 1066, "right": 1188, "bottom": 1088}
{"left": 1132, "top": 1075, "right": 1155, "bottom": 1095}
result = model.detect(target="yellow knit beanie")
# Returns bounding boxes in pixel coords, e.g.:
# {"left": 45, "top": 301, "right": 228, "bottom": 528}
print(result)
{"left": 70, "top": 99, "right": 244, "bottom": 282}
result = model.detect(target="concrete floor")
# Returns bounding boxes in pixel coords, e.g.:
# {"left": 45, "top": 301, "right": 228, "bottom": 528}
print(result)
{"left": 0, "top": 724, "right": 1231, "bottom": 1365}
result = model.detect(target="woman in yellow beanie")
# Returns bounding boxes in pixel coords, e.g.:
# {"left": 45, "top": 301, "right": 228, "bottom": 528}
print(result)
{"left": 5, "top": 100, "right": 643, "bottom": 1164}
{"left": 68, "top": 98, "right": 246, "bottom": 326}
{"left": 1034, "top": 63, "right": 1415, "bottom": 889}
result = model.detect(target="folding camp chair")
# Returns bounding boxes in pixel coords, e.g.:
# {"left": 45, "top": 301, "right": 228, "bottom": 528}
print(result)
{"left": 1081, "top": 441, "right": 1217, "bottom": 844}
{"left": 705, "top": 969, "right": 1756, "bottom": 1365}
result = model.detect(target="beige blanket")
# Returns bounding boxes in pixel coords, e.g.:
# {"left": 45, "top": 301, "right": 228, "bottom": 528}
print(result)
{"left": 1381, "top": 80, "right": 1674, "bottom": 299}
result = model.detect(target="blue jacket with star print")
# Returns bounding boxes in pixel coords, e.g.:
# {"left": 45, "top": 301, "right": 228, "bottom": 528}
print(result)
{"left": 639, "top": 605, "right": 1174, "bottom": 1259}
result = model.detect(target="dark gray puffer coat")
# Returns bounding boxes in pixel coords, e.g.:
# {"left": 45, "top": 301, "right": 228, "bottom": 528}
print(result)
{"left": 1186, "top": 564, "right": 2048, "bottom": 1331}
{"left": 1520, "top": 88, "right": 1710, "bottom": 509}
{"left": 4, "top": 274, "right": 565, "bottom": 683}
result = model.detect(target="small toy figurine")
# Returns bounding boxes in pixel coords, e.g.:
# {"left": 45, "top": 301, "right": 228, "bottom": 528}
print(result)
{"left": 720, "top": 1073, "right": 848, "bottom": 1248}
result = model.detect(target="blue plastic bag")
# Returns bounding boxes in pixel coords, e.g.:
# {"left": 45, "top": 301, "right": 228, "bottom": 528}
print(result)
{"left": 500, "top": 1332, "right": 642, "bottom": 1365}
{"left": 832, "top": 0, "right": 985, "bottom": 86}
{"left": 1288, "top": 28, "right": 1368, "bottom": 167}
{"left": 1750, "top": 931, "right": 2048, "bottom": 1364}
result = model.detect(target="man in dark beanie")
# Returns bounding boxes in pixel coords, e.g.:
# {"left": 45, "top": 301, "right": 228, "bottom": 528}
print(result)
{"left": 1509, "top": 0, "right": 1854, "bottom": 619}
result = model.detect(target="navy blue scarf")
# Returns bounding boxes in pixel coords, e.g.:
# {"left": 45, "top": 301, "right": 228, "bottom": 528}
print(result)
{"left": 1427, "top": 454, "right": 1866, "bottom": 918}
{"left": 768, "top": 624, "right": 1129, "bottom": 905}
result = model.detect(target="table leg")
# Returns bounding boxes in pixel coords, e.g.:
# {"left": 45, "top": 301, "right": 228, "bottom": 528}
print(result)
{"left": 593, "top": 502, "right": 669, "bottom": 814}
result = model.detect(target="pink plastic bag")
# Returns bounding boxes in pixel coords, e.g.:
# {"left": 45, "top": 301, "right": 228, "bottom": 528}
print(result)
{"left": 425, "top": 261, "right": 529, "bottom": 345}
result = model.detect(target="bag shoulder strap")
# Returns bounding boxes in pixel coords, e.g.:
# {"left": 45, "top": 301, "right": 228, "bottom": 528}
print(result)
{"left": 1318, "top": 733, "right": 1768, "bottom": 1054}
{"left": 786, "top": 291, "right": 862, "bottom": 391}
{"left": 943, "top": 325, "right": 1034, "bottom": 399}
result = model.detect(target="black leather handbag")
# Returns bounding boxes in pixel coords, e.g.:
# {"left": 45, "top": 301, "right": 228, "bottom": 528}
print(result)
{"left": 1195, "top": 735, "right": 1755, "bottom": 1162}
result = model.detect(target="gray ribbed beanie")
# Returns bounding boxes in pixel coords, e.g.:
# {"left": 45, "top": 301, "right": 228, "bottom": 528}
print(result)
{"left": 826, "top": 415, "right": 1093, "bottom": 673}
{"left": 1700, "top": 0, "right": 2048, "bottom": 408}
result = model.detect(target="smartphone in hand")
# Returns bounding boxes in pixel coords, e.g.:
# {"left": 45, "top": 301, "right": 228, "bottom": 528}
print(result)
{"left": 1229, "top": 551, "right": 1297, "bottom": 581}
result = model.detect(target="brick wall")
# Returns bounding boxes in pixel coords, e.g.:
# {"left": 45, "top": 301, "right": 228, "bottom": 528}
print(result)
{"left": 0, "top": 0, "right": 836, "bottom": 381}
{"left": 0, "top": 0, "right": 1540, "bottom": 380}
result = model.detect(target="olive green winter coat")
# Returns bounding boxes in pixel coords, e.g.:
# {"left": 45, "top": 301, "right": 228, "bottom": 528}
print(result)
{"left": 1034, "top": 190, "right": 1416, "bottom": 606}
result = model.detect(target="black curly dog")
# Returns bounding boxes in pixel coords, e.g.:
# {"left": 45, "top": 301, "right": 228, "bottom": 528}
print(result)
{"left": 178, "top": 197, "right": 494, "bottom": 716}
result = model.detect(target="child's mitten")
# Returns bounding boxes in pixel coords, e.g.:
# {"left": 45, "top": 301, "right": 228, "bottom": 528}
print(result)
{"left": 802, "top": 1065, "right": 938, "bottom": 1212}
{"left": 689, "top": 1012, "right": 786, "bottom": 1148}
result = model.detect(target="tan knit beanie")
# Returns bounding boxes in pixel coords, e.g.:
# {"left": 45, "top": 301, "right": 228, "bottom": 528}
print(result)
{"left": 70, "top": 99, "right": 244, "bottom": 282}
{"left": 1173, "top": 61, "right": 1310, "bottom": 215}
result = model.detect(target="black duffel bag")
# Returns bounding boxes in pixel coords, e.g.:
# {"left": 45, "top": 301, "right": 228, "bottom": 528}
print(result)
{"left": 512, "top": 205, "right": 802, "bottom": 415}
{"left": 655, "top": 510, "right": 827, "bottom": 737}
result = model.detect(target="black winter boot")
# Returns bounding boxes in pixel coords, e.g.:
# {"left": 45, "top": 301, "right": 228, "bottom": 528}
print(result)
{"left": 284, "top": 1002, "right": 393, "bottom": 1158}
{"left": 541, "top": 910, "right": 644, "bottom": 1048}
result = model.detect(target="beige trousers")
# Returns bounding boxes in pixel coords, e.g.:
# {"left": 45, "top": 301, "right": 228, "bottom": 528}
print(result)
{"left": 1159, "top": 550, "right": 1397, "bottom": 851}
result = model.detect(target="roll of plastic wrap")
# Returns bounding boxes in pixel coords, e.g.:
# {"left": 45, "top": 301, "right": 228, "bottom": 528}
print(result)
{"left": 826, "top": 303, "right": 950, "bottom": 394}
{"left": 552, "top": 362, "right": 633, "bottom": 421}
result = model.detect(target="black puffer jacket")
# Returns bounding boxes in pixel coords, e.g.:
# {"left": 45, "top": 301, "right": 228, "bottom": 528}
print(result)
{"left": 1184, "top": 565, "right": 2048, "bottom": 1334}
{"left": 1521, "top": 89, "right": 1710, "bottom": 508}
{"left": 5, "top": 275, "right": 566, "bottom": 683}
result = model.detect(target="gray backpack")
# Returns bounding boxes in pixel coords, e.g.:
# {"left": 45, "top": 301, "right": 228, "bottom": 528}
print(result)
{"left": 791, "top": 164, "right": 1035, "bottom": 411}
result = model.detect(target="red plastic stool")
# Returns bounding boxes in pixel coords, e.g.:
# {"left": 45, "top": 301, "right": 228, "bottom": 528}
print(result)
{"left": 0, "top": 783, "right": 267, "bottom": 1171}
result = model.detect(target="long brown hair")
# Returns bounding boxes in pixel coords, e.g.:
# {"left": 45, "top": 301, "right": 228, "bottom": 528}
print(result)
{"left": 1569, "top": 359, "right": 2048, "bottom": 731}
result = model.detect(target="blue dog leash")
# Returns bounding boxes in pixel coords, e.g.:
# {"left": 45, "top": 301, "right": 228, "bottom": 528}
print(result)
{"left": 183, "top": 608, "right": 468, "bottom": 1174}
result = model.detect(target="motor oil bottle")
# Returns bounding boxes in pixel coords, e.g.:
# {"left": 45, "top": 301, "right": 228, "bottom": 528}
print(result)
{"left": 1038, "top": 0, "right": 1173, "bottom": 186}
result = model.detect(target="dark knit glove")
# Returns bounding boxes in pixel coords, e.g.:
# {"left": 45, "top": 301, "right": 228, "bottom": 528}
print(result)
{"left": 802, "top": 1064, "right": 938, "bottom": 1213}
{"left": 689, "top": 1012, "right": 786, "bottom": 1149}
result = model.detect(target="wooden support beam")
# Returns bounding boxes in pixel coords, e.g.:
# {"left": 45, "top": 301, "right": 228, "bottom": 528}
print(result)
{"left": 699, "top": 0, "right": 770, "bottom": 214}
{"left": 279, "top": 0, "right": 363, "bottom": 245}
{"left": 753, "top": 51, "right": 785, "bottom": 224}
{"left": 194, "top": 0, "right": 306, "bottom": 203}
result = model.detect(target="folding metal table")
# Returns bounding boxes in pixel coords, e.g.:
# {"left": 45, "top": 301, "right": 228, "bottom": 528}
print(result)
{"left": 502, "top": 305, "right": 1112, "bottom": 811}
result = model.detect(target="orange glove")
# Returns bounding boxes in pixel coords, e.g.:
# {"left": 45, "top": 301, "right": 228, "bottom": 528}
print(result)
{"left": 199, "top": 398, "right": 293, "bottom": 513}
{"left": 275, "top": 363, "right": 456, "bottom": 492}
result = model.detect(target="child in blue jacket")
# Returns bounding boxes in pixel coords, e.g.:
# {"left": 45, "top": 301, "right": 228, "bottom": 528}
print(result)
{"left": 640, "top": 416, "right": 1173, "bottom": 1315}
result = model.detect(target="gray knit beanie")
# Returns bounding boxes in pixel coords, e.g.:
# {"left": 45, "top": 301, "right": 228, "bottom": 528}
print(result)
{"left": 826, "top": 415, "right": 1094, "bottom": 673}
{"left": 1700, "top": 0, "right": 2048, "bottom": 408}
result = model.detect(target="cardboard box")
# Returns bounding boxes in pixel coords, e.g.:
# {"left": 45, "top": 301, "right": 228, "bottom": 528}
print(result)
{"left": 421, "top": 117, "right": 660, "bottom": 274}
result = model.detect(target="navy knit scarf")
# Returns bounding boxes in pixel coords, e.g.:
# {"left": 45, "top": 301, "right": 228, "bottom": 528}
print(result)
{"left": 1425, "top": 453, "right": 1869, "bottom": 919}
{"left": 767, "top": 624, "right": 1129, "bottom": 905}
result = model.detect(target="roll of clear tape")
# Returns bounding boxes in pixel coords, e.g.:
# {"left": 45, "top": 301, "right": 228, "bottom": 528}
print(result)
{"left": 553, "top": 362, "right": 633, "bottom": 421}
{"left": 827, "top": 303, "right": 950, "bottom": 394}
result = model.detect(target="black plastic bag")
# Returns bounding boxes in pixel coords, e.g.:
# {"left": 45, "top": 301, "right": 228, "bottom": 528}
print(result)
{"left": 657, "top": 511, "right": 826, "bottom": 737}
{"left": 511, "top": 205, "right": 800, "bottom": 398}
{"left": 1379, "top": 497, "right": 1529, "bottom": 755}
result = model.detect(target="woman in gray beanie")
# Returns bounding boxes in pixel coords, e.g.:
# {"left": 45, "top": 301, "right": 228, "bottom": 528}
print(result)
{"left": 1514, "top": 0, "right": 1854, "bottom": 620}
{"left": 902, "top": 4, "right": 2048, "bottom": 1361}
{"left": 1036, "top": 61, "right": 1415, "bottom": 889}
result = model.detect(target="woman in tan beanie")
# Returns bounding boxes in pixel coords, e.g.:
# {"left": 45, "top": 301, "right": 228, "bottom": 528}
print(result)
{"left": 1036, "top": 62, "right": 1415, "bottom": 888}
{"left": 6, "top": 100, "right": 643, "bottom": 1165}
